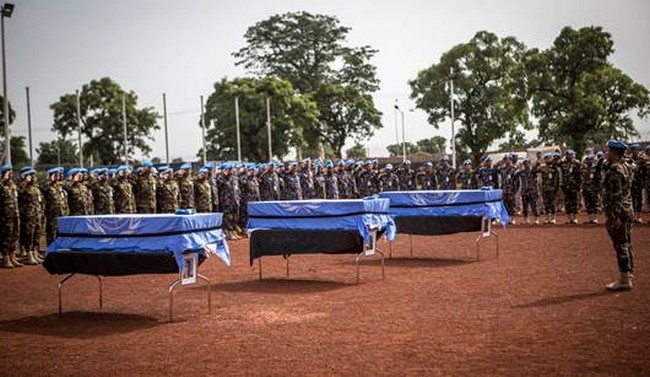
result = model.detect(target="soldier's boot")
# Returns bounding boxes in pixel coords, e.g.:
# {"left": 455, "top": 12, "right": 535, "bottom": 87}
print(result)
{"left": 509, "top": 218, "right": 516, "bottom": 225}
{"left": 550, "top": 215, "right": 556, "bottom": 225}
{"left": 606, "top": 272, "right": 633, "bottom": 291}
{"left": 2, "top": 255, "right": 15, "bottom": 268}
{"left": 634, "top": 216, "right": 643, "bottom": 224}
{"left": 566, "top": 214, "right": 573, "bottom": 224}
{"left": 571, "top": 214, "right": 579, "bottom": 224}
{"left": 534, "top": 217, "right": 540, "bottom": 225}
{"left": 524, "top": 217, "right": 530, "bottom": 225}
{"left": 10, "top": 253, "right": 24, "bottom": 267}
{"left": 25, "top": 251, "right": 39, "bottom": 265}
{"left": 33, "top": 247, "right": 45, "bottom": 262}
{"left": 544, "top": 214, "right": 551, "bottom": 224}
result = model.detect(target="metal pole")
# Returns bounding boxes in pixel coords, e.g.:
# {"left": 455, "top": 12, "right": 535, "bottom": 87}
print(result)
{"left": 266, "top": 97, "right": 272, "bottom": 161}
{"left": 450, "top": 68, "right": 456, "bottom": 169}
{"left": 26, "top": 86, "right": 33, "bottom": 165}
{"left": 122, "top": 93, "right": 127, "bottom": 164}
{"left": 200, "top": 95, "right": 206, "bottom": 165}
{"left": 76, "top": 90, "right": 83, "bottom": 167}
{"left": 163, "top": 92, "right": 169, "bottom": 165}
{"left": 56, "top": 138, "right": 61, "bottom": 166}
{"left": 1, "top": 11, "right": 9, "bottom": 165}
{"left": 394, "top": 100, "right": 399, "bottom": 145}
{"left": 401, "top": 110, "right": 406, "bottom": 162}
{"left": 235, "top": 96, "right": 241, "bottom": 162}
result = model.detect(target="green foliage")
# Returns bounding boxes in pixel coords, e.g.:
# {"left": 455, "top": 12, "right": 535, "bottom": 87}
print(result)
{"left": 410, "top": 31, "right": 530, "bottom": 164}
{"left": 36, "top": 139, "right": 78, "bottom": 166}
{"left": 233, "top": 11, "right": 382, "bottom": 156}
{"left": 50, "top": 77, "right": 160, "bottom": 165}
{"left": 202, "top": 76, "right": 319, "bottom": 161}
{"left": 9, "top": 136, "right": 30, "bottom": 168}
{"left": 416, "top": 136, "right": 447, "bottom": 154}
{"left": 0, "top": 95, "right": 16, "bottom": 135}
{"left": 386, "top": 142, "right": 419, "bottom": 157}
{"left": 498, "top": 130, "right": 538, "bottom": 151}
{"left": 527, "top": 26, "right": 650, "bottom": 155}
{"left": 346, "top": 143, "right": 367, "bottom": 159}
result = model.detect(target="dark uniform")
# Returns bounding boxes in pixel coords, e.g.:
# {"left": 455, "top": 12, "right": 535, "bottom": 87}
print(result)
{"left": 498, "top": 159, "right": 519, "bottom": 223}
{"left": 629, "top": 146, "right": 645, "bottom": 223}
{"left": 603, "top": 140, "right": 635, "bottom": 291}
{"left": 559, "top": 152, "right": 582, "bottom": 224}
{"left": 581, "top": 155, "right": 602, "bottom": 223}
{"left": 435, "top": 159, "right": 456, "bottom": 190}
{"left": 43, "top": 168, "right": 69, "bottom": 245}
{"left": 1, "top": 166, "right": 21, "bottom": 268}
{"left": 18, "top": 170, "right": 44, "bottom": 264}
{"left": 112, "top": 168, "right": 136, "bottom": 214}
{"left": 516, "top": 160, "right": 540, "bottom": 224}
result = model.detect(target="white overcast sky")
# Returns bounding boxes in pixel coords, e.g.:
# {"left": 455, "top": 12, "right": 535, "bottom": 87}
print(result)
{"left": 5, "top": 0, "right": 650, "bottom": 161}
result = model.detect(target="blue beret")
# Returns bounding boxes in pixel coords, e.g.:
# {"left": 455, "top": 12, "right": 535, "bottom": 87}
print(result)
{"left": 325, "top": 160, "right": 334, "bottom": 168}
{"left": 0, "top": 164, "right": 12, "bottom": 174}
{"left": 179, "top": 163, "right": 191, "bottom": 170}
{"left": 607, "top": 140, "right": 627, "bottom": 151}
{"left": 645, "top": 145, "right": 650, "bottom": 151}
{"left": 116, "top": 165, "right": 130, "bottom": 173}
{"left": 159, "top": 166, "right": 173, "bottom": 175}
{"left": 424, "top": 162, "right": 433, "bottom": 167}
{"left": 66, "top": 168, "right": 80, "bottom": 177}
{"left": 20, "top": 166, "right": 34, "bottom": 174}
{"left": 91, "top": 168, "right": 107, "bottom": 176}
{"left": 483, "top": 156, "right": 492, "bottom": 162}
{"left": 198, "top": 167, "right": 209, "bottom": 174}
{"left": 141, "top": 161, "right": 153, "bottom": 168}
{"left": 21, "top": 168, "right": 36, "bottom": 176}
{"left": 107, "top": 168, "right": 116, "bottom": 176}
{"left": 204, "top": 161, "right": 214, "bottom": 169}
{"left": 385, "top": 164, "right": 393, "bottom": 170}
{"left": 79, "top": 168, "right": 88, "bottom": 174}
{"left": 47, "top": 167, "right": 62, "bottom": 175}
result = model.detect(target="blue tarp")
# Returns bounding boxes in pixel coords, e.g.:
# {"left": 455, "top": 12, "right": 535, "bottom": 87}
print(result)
{"left": 46, "top": 213, "right": 231, "bottom": 269}
{"left": 378, "top": 189, "right": 510, "bottom": 223}
{"left": 247, "top": 198, "right": 397, "bottom": 245}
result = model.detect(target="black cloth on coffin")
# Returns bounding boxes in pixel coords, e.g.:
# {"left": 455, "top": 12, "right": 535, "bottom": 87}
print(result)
{"left": 43, "top": 250, "right": 206, "bottom": 276}
{"left": 249, "top": 229, "right": 384, "bottom": 265}
{"left": 394, "top": 216, "right": 483, "bottom": 236}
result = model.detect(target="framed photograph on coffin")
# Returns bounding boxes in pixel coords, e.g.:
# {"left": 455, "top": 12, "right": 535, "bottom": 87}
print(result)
{"left": 181, "top": 253, "right": 198, "bottom": 285}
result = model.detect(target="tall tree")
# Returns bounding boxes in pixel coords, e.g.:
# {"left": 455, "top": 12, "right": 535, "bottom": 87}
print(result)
{"left": 0, "top": 95, "right": 16, "bottom": 164}
{"left": 202, "top": 76, "right": 319, "bottom": 162}
{"left": 386, "top": 142, "right": 418, "bottom": 157}
{"left": 50, "top": 77, "right": 159, "bottom": 165}
{"left": 9, "top": 136, "right": 30, "bottom": 168}
{"left": 233, "top": 11, "right": 382, "bottom": 156}
{"left": 36, "top": 139, "right": 78, "bottom": 166}
{"left": 527, "top": 26, "right": 650, "bottom": 155}
{"left": 410, "top": 31, "right": 530, "bottom": 164}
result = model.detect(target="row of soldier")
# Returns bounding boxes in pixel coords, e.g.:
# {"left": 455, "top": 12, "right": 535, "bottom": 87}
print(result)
{"left": 2, "top": 144, "right": 649, "bottom": 267}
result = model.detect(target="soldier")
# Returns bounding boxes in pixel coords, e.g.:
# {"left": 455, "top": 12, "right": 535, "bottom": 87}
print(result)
{"left": 90, "top": 168, "right": 114, "bottom": 215}
{"left": 65, "top": 168, "right": 92, "bottom": 216}
{"left": 43, "top": 167, "right": 69, "bottom": 245}
{"left": 645, "top": 145, "right": 650, "bottom": 218}
{"left": 240, "top": 163, "right": 261, "bottom": 227}
{"left": 156, "top": 167, "right": 179, "bottom": 213}
{"left": 559, "top": 150, "right": 583, "bottom": 224}
{"left": 17, "top": 167, "right": 43, "bottom": 265}
{"left": 476, "top": 156, "right": 498, "bottom": 188}
{"left": 358, "top": 160, "right": 379, "bottom": 196}
{"left": 517, "top": 158, "right": 540, "bottom": 224}
{"left": 628, "top": 144, "right": 645, "bottom": 223}
{"left": 537, "top": 153, "right": 561, "bottom": 224}
{"left": 416, "top": 162, "right": 436, "bottom": 190}
{"left": 581, "top": 154, "right": 602, "bottom": 224}
{"left": 344, "top": 160, "right": 359, "bottom": 198}
{"left": 259, "top": 163, "right": 282, "bottom": 201}
{"left": 498, "top": 155, "right": 520, "bottom": 224}
{"left": 397, "top": 160, "right": 417, "bottom": 191}
{"left": 196, "top": 166, "right": 214, "bottom": 213}
{"left": 215, "top": 165, "right": 241, "bottom": 237}
{"left": 378, "top": 164, "right": 400, "bottom": 192}
{"left": 133, "top": 161, "right": 157, "bottom": 213}
{"left": 283, "top": 162, "right": 303, "bottom": 200}
{"left": 435, "top": 156, "right": 456, "bottom": 190}
{"left": 602, "top": 140, "right": 635, "bottom": 291}
{"left": 1, "top": 165, "right": 22, "bottom": 268}
{"left": 324, "top": 161, "right": 340, "bottom": 199}
{"left": 456, "top": 160, "right": 476, "bottom": 190}
{"left": 177, "top": 163, "right": 195, "bottom": 209}
{"left": 112, "top": 166, "right": 136, "bottom": 214}
{"left": 313, "top": 162, "right": 327, "bottom": 199}
{"left": 298, "top": 158, "right": 316, "bottom": 199}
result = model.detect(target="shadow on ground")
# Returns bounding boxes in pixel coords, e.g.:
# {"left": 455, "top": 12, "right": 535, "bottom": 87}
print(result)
{"left": 205, "top": 278, "right": 352, "bottom": 295}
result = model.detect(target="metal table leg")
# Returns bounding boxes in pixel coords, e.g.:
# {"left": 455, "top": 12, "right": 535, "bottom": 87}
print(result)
{"left": 58, "top": 273, "right": 75, "bottom": 316}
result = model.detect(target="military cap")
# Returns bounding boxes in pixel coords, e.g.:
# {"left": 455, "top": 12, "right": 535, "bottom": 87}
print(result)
{"left": 79, "top": 168, "right": 88, "bottom": 174}
{"left": 198, "top": 167, "right": 209, "bottom": 174}
{"left": 66, "top": 168, "right": 81, "bottom": 177}
{"left": 141, "top": 161, "right": 154, "bottom": 168}
{"left": 107, "top": 168, "right": 116, "bottom": 176}
{"left": 424, "top": 161, "right": 433, "bottom": 167}
{"left": 606, "top": 140, "right": 627, "bottom": 151}
{"left": 482, "top": 156, "right": 492, "bottom": 162}
{"left": 179, "top": 163, "right": 192, "bottom": 170}
{"left": 91, "top": 168, "right": 107, "bottom": 176}
{"left": 21, "top": 168, "right": 36, "bottom": 176}
{"left": 20, "top": 166, "right": 34, "bottom": 174}
{"left": 203, "top": 161, "right": 214, "bottom": 169}
{"left": 462, "top": 159, "right": 472, "bottom": 165}
{"left": 325, "top": 160, "right": 334, "bottom": 168}
{"left": 116, "top": 165, "right": 130, "bottom": 173}
{"left": 47, "top": 166, "right": 63, "bottom": 175}
{"left": 385, "top": 164, "right": 393, "bottom": 170}
{"left": 0, "top": 164, "right": 11, "bottom": 174}
{"left": 159, "top": 166, "right": 173, "bottom": 175}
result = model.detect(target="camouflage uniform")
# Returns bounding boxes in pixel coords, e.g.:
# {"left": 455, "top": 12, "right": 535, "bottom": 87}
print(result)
{"left": 343, "top": 165, "right": 358, "bottom": 198}
{"left": 260, "top": 168, "right": 282, "bottom": 201}
{"left": 581, "top": 157, "right": 602, "bottom": 223}
{"left": 112, "top": 174, "right": 136, "bottom": 214}
{"left": 134, "top": 172, "right": 158, "bottom": 214}
{"left": 240, "top": 169, "right": 261, "bottom": 226}
{"left": 43, "top": 177, "right": 69, "bottom": 244}
{"left": 359, "top": 166, "right": 379, "bottom": 196}
{"left": 195, "top": 177, "right": 214, "bottom": 213}
{"left": 559, "top": 155, "right": 582, "bottom": 223}
{"left": 416, "top": 167, "right": 436, "bottom": 190}
{"left": 324, "top": 170, "right": 340, "bottom": 199}
{"left": 435, "top": 162, "right": 456, "bottom": 190}
{"left": 630, "top": 150, "right": 646, "bottom": 222}
{"left": 177, "top": 174, "right": 195, "bottom": 209}
{"left": 66, "top": 181, "right": 92, "bottom": 216}
{"left": 157, "top": 177, "right": 180, "bottom": 213}
{"left": 456, "top": 164, "right": 476, "bottom": 190}
{"left": 537, "top": 157, "right": 560, "bottom": 223}
{"left": 378, "top": 168, "right": 400, "bottom": 192}
{"left": 603, "top": 154, "right": 635, "bottom": 283}
{"left": 1, "top": 173, "right": 21, "bottom": 265}
{"left": 397, "top": 165, "right": 417, "bottom": 191}
{"left": 298, "top": 166, "right": 316, "bottom": 199}
{"left": 516, "top": 163, "right": 540, "bottom": 222}
{"left": 283, "top": 169, "right": 303, "bottom": 200}
{"left": 498, "top": 162, "right": 520, "bottom": 222}
{"left": 476, "top": 161, "right": 498, "bottom": 188}
{"left": 19, "top": 178, "right": 44, "bottom": 258}
{"left": 216, "top": 170, "right": 241, "bottom": 232}
{"left": 314, "top": 169, "right": 327, "bottom": 199}
{"left": 91, "top": 177, "right": 115, "bottom": 215}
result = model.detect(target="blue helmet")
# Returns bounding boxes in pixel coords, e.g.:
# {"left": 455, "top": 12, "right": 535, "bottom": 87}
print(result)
{"left": 607, "top": 139, "right": 628, "bottom": 151}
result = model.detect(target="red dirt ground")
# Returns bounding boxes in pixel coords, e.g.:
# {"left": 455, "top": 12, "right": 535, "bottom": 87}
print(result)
{"left": 1, "top": 214, "right": 649, "bottom": 376}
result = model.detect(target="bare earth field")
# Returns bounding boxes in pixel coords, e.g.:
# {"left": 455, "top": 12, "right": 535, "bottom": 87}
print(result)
{"left": 1, "top": 214, "right": 649, "bottom": 377}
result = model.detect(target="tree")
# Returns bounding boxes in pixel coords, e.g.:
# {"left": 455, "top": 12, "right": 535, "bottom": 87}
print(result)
{"left": 386, "top": 142, "right": 418, "bottom": 157}
{"left": 346, "top": 143, "right": 367, "bottom": 159}
{"left": 0, "top": 95, "right": 16, "bottom": 164}
{"left": 36, "top": 139, "right": 78, "bottom": 166}
{"left": 416, "top": 136, "right": 447, "bottom": 154}
{"left": 50, "top": 77, "right": 159, "bottom": 165}
{"left": 9, "top": 136, "right": 30, "bottom": 168}
{"left": 498, "top": 130, "right": 539, "bottom": 151}
{"left": 233, "top": 11, "right": 382, "bottom": 156}
{"left": 202, "top": 76, "right": 319, "bottom": 162}
{"left": 526, "top": 26, "right": 650, "bottom": 155}
{"left": 410, "top": 31, "right": 530, "bottom": 164}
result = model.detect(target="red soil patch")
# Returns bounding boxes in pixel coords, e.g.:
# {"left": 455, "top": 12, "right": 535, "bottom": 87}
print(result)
{"left": 1, "top": 214, "right": 649, "bottom": 376}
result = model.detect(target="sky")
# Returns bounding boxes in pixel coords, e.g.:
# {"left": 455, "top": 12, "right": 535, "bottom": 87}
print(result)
{"left": 5, "top": 0, "right": 650, "bottom": 162}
